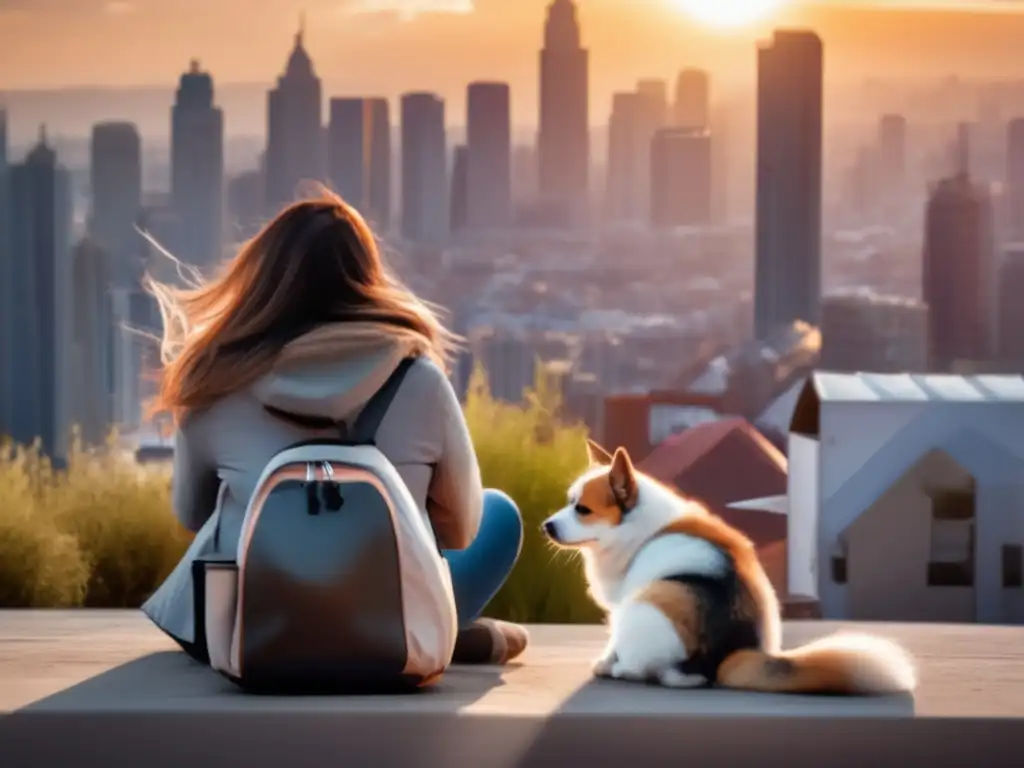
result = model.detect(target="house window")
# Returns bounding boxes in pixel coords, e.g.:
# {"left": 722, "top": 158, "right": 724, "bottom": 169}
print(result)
{"left": 1003, "top": 545, "right": 1024, "bottom": 589}
{"left": 831, "top": 538, "right": 848, "bottom": 585}
{"left": 927, "top": 489, "right": 975, "bottom": 587}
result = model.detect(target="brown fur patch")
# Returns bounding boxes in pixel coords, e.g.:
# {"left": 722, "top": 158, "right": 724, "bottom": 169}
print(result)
{"left": 658, "top": 511, "right": 777, "bottom": 641}
{"left": 716, "top": 647, "right": 858, "bottom": 694}
{"left": 575, "top": 472, "right": 625, "bottom": 527}
{"left": 633, "top": 580, "right": 703, "bottom": 653}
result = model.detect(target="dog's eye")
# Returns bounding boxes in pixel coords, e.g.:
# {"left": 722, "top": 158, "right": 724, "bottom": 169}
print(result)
{"left": 574, "top": 504, "right": 593, "bottom": 517}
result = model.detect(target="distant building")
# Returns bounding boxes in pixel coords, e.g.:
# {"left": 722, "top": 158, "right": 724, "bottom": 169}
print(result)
{"left": 0, "top": 108, "right": 10, "bottom": 431}
{"left": 449, "top": 144, "right": 469, "bottom": 233}
{"left": 1006, "top": 118, "right": 1024, "bottom": 242}
{"left": 89, "top": 121, "right": 142, "bottom": 283}
{"left": 820, "top": 290, "right": 929, "bottom": 373}
{"left": 265, "top": 25, "right": 323, "bottom": 214}
{"left": 605, "top": 92, "right": 643, "bottom": 223}
{"left": 400, "top": 92, "right": 448, "bottom": 245}
{"left": 111, "top": 288, "right": 160, "bottom": 431}
{"left": 923, "top": 172, "right": 996, "bottom": 369}
{"left": 739, "top": 372, "right": 1024, "bottom": 624}
{"left": 473, "top": 329, "right": 536, "bottom": 404}
{"left": 5, "top": 129, "right": 73, "bottom": 463}
{"left": 226, "top": 168, "right": 265, "bottom": 243}
{"left": 754, "top": 29, "right": 824, "bottom": 341}
{"left": 650, "top": 127, "right": 711, "bottom": 228}
{"left": 538, "top": 0, "right": 589, "bottom": 224}
{"left": 674, "top": 68, "right": 710, "bottom": 130}
{"left": 997, "top": 243, "right": 1024, "bottom": 365}
{"left": 71, "top": 238, "right": 114, "bottom": 446}
{"left": 171, "top": 60, "right": 224, "bottom": 270}
{"left": 878, "top": 113, "right": 907, "bottom": 191}
{"left": 634, "top": 79, "right": 669, "bottom": 221}
{"left": 466, "top": 82, "right": 512, "bottom": 230}
{"left": 327, "top": 97, "right": 391, "bottom": 233}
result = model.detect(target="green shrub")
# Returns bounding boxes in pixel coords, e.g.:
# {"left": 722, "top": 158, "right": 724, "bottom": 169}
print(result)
{"left": 0, "top": 374, "right": 602, "bottom": 623}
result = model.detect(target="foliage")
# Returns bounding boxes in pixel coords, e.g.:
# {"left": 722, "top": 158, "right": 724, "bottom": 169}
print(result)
{"left": 0, "top": 376, "right": 603, "bottom": 623}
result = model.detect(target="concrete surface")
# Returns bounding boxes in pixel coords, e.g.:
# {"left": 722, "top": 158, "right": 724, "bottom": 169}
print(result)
{"left": 0, "top": 611, "right": 1022, "bottom": 766}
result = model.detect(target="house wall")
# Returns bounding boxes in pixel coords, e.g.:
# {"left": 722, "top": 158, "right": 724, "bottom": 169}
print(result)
{"left": 787, "top": 433, "right": 819, "bottom": 597}
{"left": 845, "top": 450, "right": 974, "bottom": 622}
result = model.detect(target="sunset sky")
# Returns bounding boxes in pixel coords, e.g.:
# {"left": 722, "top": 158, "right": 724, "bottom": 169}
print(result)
{"left": 2, "top": 0, "right": 1024, "bottom": 92}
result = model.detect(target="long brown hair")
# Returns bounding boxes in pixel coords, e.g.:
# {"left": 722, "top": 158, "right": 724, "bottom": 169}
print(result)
{"left": 144, "top": 190, "right": 459, "bottom": 421}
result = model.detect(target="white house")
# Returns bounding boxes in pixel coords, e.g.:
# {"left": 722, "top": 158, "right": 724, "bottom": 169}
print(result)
{"left": 732, "top": 371, "right": 1024, "bottom": 624}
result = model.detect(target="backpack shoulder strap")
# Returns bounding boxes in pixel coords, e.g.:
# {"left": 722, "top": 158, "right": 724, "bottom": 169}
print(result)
{"left": 349, "top": 357, "right": 418, "bottom": 445}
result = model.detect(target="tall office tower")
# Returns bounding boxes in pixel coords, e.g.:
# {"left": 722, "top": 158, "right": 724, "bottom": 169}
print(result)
{"left": 537, "top": 0, "right": 590, "bottom": 222}
{"left": 265, "top": 24, "right": 323, "bottom": 214}
{"left": 327, "top": 97, "right": 391, "bottom": 232}
{"left": 110, "top": 287, "right": 160, "bottom": 431}
{"left": 754, "top": 29, "right": 824, "bottom": 341}
{"left": 674, "top": 68, "right": 710, "bottom": 129}
{"left": 466, "top": 82, "right": 512, "bottom": 230}
{"left": 878, "top": 113, "right": 907, "bottom": 190}
{"left": 89, "top": 121, "right": 142, "bottom": 283}
{"left": 635, "top": 79, "right": 669, "bottom": 221}
{"left": 401, "top": 92, "right": 448, "bottom": 245}
{"left": 71, "top": 238, "right": 114, "bottom": 446}
{"left": 450, "top": 144, "right": 469, "bottom": 233}
{"left": 650, "top": 127, "right": 712, "bottom": 228}
{"left": 605, "top": 92, "right": 643, "bottom": 223}
{"left": 997, "top": 244, "right": 1024, "bottom": 365}
{"left": 227, "top": 168, "right": 266, "bottom": 242}
{"left": 924, "top": 172, "right": 996, "bottom": 369}
{"left": 171, "top": 60, "right": 224, "bottom": 269}
{"left": 1006, "top": 118, "right": 1024, "bottom": 241}
{"left": 0, "top": 108, "right": 10, "bottom": 431}
{"left": 6, "top": 128, "right": 73, "bottom": 463}
{"left": 820, "top": 290, "right": 929, "bottom": 373}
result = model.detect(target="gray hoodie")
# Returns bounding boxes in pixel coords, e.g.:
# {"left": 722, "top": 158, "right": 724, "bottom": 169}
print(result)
{"left": 143, "top": 342, "right": 482, "bottom": 645}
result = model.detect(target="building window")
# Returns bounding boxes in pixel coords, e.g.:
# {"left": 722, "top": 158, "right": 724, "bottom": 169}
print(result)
{"left": 927, "top": 488, "right": 975, "bottom": 587}
{"left": 1003, "top": 545, "right": 1024, "bottom": 589}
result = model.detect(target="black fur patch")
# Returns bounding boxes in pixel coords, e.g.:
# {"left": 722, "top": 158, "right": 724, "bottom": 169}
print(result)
{"left": 666, "top": 566, "right": 761, "bottom": 684}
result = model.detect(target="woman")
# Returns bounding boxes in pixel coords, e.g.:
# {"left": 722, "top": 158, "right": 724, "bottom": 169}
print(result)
{"left": 141, "top": 191, "right": 528, "bottom": 667}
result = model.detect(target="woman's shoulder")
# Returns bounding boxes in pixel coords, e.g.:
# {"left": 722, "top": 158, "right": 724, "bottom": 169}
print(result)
{"left": 400, "top": 356, "right": 458, "bottom": 402}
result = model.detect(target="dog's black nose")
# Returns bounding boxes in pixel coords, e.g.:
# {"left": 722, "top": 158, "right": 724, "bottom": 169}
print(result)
{"left": 543, "top": 520, "right": 558, "bottom": 539}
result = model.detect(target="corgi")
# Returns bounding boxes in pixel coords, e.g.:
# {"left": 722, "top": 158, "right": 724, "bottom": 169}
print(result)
{"left": 541, "top": 439, "right": 917, "bottom": 695}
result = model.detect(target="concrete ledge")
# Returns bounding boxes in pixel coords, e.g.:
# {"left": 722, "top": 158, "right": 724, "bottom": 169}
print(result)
{"left": 1, "top": 611, "right": 1023, "bottom": 766}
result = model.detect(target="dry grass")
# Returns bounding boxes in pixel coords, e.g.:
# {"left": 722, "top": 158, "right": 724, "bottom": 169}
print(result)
{"left": 0, "top": 371, "right": 601, "bottom": 623}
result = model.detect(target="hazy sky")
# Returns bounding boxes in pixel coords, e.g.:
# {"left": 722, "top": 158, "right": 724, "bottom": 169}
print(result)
{"left": 2, "top": 0, "right": 1024, "bottom": 91}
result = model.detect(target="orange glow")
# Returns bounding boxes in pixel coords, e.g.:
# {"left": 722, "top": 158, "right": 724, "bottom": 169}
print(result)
{"left": 672, "top": 0, "right": 787, "bottom": 28}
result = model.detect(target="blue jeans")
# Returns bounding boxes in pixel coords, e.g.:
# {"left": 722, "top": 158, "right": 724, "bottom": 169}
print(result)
{"left": 442, "top": 489, "right": 523, "bottom": 629}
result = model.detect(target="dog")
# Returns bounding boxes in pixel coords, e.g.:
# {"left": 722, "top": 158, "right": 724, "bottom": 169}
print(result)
{"left": 541, "top": 438, "right": 917, "bottom": 694}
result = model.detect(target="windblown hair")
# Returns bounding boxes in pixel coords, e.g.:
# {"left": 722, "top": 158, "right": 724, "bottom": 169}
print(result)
{"left": 144, "top": 189, "right": 459, "bottom": 421}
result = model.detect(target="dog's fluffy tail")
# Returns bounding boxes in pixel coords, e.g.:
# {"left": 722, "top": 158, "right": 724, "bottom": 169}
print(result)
{"left": 716, "top": 632, "right": 917, "bottom": 695}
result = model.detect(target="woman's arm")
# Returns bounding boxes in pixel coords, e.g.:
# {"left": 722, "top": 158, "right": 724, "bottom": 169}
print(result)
{"left": 171, "top": 416, "right": 221, "bottom": 533}
{"left": 426, "top": 368, "right": 483, "bottom": 551}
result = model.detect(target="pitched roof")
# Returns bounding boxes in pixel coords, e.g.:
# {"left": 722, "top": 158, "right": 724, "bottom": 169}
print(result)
{"left": 639, "top": 418, "right": 789, "bottom": 547}
{"left": 810, "top": 372, "right": 1024, "bottom": 403}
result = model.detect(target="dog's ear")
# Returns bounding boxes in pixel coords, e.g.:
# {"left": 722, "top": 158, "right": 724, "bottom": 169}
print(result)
{"left": 609, "top": 447, "right": 638, "bottom": 510}
{"left": 586, "top": 438, "right": 614, "bottom": 467}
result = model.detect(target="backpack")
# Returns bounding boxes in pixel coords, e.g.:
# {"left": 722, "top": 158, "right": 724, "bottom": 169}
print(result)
{"left": 193, "top": 357, "right": 458, "bottom": 694}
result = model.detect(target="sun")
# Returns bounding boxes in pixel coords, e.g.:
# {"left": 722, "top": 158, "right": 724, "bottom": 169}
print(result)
{"left": 674, "top": 0, "right": 786, "bottom": 28}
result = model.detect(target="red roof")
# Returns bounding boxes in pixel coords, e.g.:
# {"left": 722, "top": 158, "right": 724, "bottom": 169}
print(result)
{"left": 639, "top": 417, "right": 789, "bottom": 548}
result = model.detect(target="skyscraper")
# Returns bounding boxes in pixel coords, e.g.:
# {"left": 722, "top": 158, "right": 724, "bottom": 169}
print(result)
{"left": 650, "top": 127, "right": 711, "bottom": 228}
{"left": 71, "top": 238, "right": 114, "bottom": 446}
{"left": 89, "top": 121, "right": 142, "bottom": 283}
{"left": 754, "top": 30, "right": 824, "bottom": 341}
{"left": 0, "top": 108, "right": 11, "bottom": 431}
{"left": 537, "top": 0, "right": 589, "bottom": 222}
{"left": 635, "top": 79, "right": 668, "bottom": 222}
{"left": 605, "top": 91, "right": 643, "bottom": 223}
{"left": 466, "top": 82, "right": 512, "bottom": 230}
{"left": 400, "top": 92, "right": 448, "bottom": 245}
{"left": 674, "top": 68, "right": 710, "bottom": 129}
{"left": 327, "top": 97, "right": 391, "bottom": 232}
{"left": 266, "top": 24, "right": 323, "bottom": 214}
{"left": 1007, "top": 118, "right": 1024, "bottom": 241}
{"left": 5, "top": 128, "right": 73, "bottom": 463}
{"left": 997, "top": 244, "right": 1024, "bottom": 365}
{"left": 878, "top": 113, "right": 907, "bottom": 190}
{"left": 923, "top": 172, "right": 995, "bottom": 369}
{"left": 171, "top": 60, "right": 224, "bottom": 269}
